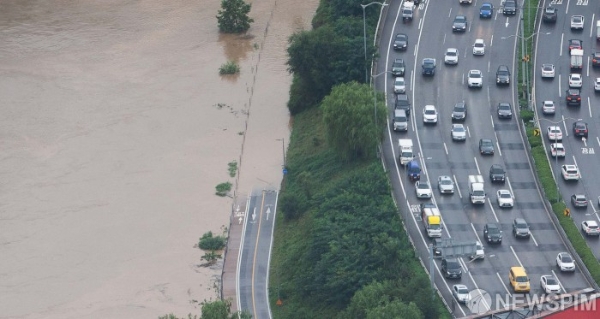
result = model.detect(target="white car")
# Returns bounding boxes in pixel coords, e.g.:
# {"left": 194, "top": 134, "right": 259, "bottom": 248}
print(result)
{"left": 547, "top": 126, "right": 562, "bottom": 141}
{"left": 542, "top": 100, "right": 555, "bottom": 115}
{"left": 438, "top": 175, "right": 455, "bottom": 194}
{"left": 444, "top": 48, "right": 459, "bottom": 65}
{"left": 569, "top": 73, "right": 582, "bottom": 88}
{"left": 595, "top": 78, "right": 600, "bottom": 92}
{"left": 422, "top": 105, "right": 438, "bottom": 124}
{"left": 473, "top": 39, "right": 485, "bottom": 55}
{"left": 394, "top": 77, "right": 406, "bottom": 94}
{"left": 582, "top": 220, "right": 600, "bottom": 236}
{"left": 415, "top": 181, "right": 432, "bottom": 198}
{"left": 541, "top": 64, "right": 555, "bottom": 78}
{"left": 497, "top": 189, "right": 514, "bottom": 208}
{"left": 469, "top": 241, "right": 485, "bottom": 260}
{"left": 451, "top": 124, "right": 467, "bottom": 141}
{"left": 540, "top": 275, "right": 561, "bottom": 294}
{"left": 570, "top": 15, "right": 584, "bottom": 30}
{"left": 561, "top": 164, "right": 580, "bottom": 181}
{"left": 556, "top": 252, "right": 576, "bottom": 272}
{"left": 452, "top": 284, "right": 470, "bottom": 304}
{"left": 550, "top": 143, "right": 566, "bottom": 157}
{"left": 468, "top": 70, "right": 483, "bottom": 88}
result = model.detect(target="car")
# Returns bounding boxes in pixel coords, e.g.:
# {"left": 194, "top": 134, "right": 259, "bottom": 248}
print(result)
{"left": 570, "top": 15, "right": 584, "bottom": 30}
{"left": 470, "top": 241, "right": 485, "bottom": 260}
{"left": 391, "top": 58, "right": 406, "bottom": 76}
{"left": 479, "top": 3, "right": 493, "bottom": 18}
{"left": 452, "top": 15, "right": 468, "bottom": 32}
{"left": 572, "top": 120, "right": 588, "bottom": 138}
{"left": 441, "top": 257, "right": 462, "bottom": 279}
{"left": 540, "top": 275, "right": 561, "bottom": 294}
{"left": 496, "top": 65, "right": 510, "bottom": 85}
{"left": 497, "top": 189, "right": 514, "bottom": 208}
{"left": 438, "top": 175, "right": 455, "bottom": 194}
{"left": 459, "top": 0, "right": 472, "bottom": 4}
{"left": 595, "top": 78, "right": 600, "bottom": 92}
{"left": 571, "top": 194, "right": 588, "bottom": 207}
{"left": 422, "top": 58, "right": 436, "bottom": 76}
{"left": 497, "top": 102, "right": 512, "bottom": 119}
{"left": 415, "top": 180, "right": 432, "bottom": 198}
{"left": 556, "top": 252, "right": 576, "bottom": 272}
{"left": 451, "top": 124, "right": 467, "bottom": 141}
{"left": 592, "top": 53, "right": 600, "bottom": 67}
{"left": 582, "top": 220, "right": 600, "bottom": 236}
{"left": 550, "top": 143, "right": 566, "bottom": 158}
{"left": 483, "top": 223, "right": 502, "bottom": 244}
{"left": 542, "top": 100, "right": 556, "bottom": 115}
{"left": 569, "top": 73, "right": 583, "bottom": 88}
{"left": 547, "top": 126, "right": 562, "bottom": 141}
{"left": 423, "top": 105, "right": 438, "bottom": 124}
{"left": 473, "top": 39, "right": 485, "bottom": 55}
{"left": 561, "top": 164, "right": 580, "bottom": 181}
{"left": 393, "top": 33, "right": 408, "bottom": 51}
{"left": 568, "top": 39, "right": 582, "bottom": 53}
{"left": 444, "top": 48, "right": 459, "bottom": 65}
{"left": 453, "top": 284, "right": 470, "bottom": 304}
{"left": 395, "top": 94, "right": 411, "bottom": 115}
{"left": 479, "top": 138, "right": 494, "bottom": 155}
{"left": 451, "top": 101, "right": 467, "bottom": 121}
{"left": 468, "top": 70, "right": 483, "bottom": 88}
{"left": 513, "top": 218, "right": 530, "bottom": 238}
{"left": 503, "top": 0, "right": 516, "bottom": 15}
{"left": 541, "top": 64, "right": 555, "bottom": 78}
{"left": 542, "top": 6, "right": 557, "bottom": 23}
{"left": 489, "top": 164, "right": 506, "bottom": 183}
{"left": 566, "top": 89, "right": 581, "bottom": 106}
{"left": 394, "top": 77, "right": 406, "bottom": 94}
{"left": 419, "top": 202, "right": 436, "bottom": 212}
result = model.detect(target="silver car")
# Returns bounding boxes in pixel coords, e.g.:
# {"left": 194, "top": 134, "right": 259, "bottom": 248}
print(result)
{"left": 444, "top": 48, "right": 459, "bottom": 65}
{"left": 570, "top": 15, "right": 584, "bottom": 30}
{"left": 394, "top": 77, "right": 406, "bottom": 94}
{"left": 541, "top": 64, "right": 555, "bottom": 78}
{"left": 451, "top": 124, "right": 467, "bottom": 141}
{"left": 438, "top": 175, "right": 455, "bottom": 194}
{"left": 542, "top": 100, "right": 555, "bottom": 114}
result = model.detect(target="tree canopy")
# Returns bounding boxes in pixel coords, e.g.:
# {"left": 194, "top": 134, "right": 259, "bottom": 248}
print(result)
{"left": 216, "top": 0, "right": 254, "bottom": 33}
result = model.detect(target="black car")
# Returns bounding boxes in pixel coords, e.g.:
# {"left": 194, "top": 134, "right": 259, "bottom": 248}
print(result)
{"left": 422, "top": 58, "right": 436, "bottom": 76}
{"left": 566, "top": 89, "right": 581, "bottom": 106}
{"left": 489, "top": 164, "right": 506, "bottom": 183}
{"left": 503, "top": 0, "right": 517, "bottom": 15}
{"left": 512, "top": 218, "right": 531, "bottom": 239}
{"left": 496, "top": 65, "right": 510, "bottom": 85}
{"left": 451, "top": 101, "right": 467, "bottom": 121}
{"left": 542, "top": 6, "right": 557, "bottom": 23}
{"left": 452, "top": 15, "right": 468, "bottom": 32}
{"left": 395, "top": 94, "right": 411, "bottom": 115}
{"left": 497, "top": 102, "right": 512, "bottom": 119}
{"left": 441, "top": 257, "right": 462, "bottom": 279}
{"left": 572, "top": 121, "right": 588, "bottom": 138}
{"left": 479, "top": 138, "right": 495, "bottom": 155}
{"left": 483, "top": 223, "right": 502, "bottom": 244}
{"left": 391, "top": 58, "right": 406, "bottom": 76}
{"left": 393, "top": 33, "right": 408, "bottom": 51}
{"left": 591, "top": 53, "right": 600, "bottom": 67}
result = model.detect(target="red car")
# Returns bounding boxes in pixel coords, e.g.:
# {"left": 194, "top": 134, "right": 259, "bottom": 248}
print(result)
{"left": 568, "top": 39, "right": 582, "bottom": 53}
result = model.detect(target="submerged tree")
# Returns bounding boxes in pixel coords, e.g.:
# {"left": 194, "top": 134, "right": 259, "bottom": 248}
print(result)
{"left": 216, "top": 0, "right": 254, "bottom": 33}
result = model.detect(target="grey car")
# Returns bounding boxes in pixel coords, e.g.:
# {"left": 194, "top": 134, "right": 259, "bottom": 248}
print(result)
{"left": 497, "top": 102, "right": 513, "bottom": 119}
{"left": 451, "top": 124, "right": 467, "bottom": 141}
{"left": 451, "top": 101, "right": 467, "bottom": 121}
{"left": 571, "top": 194, "right": 588, "bottom": 208}
{"left": 438, "top": 175, "right": 455, "bottom": 194}
{"left": 512, "top": 218, "right": 531, "bottom": 238}
{"left": 391, "top": 58, "right": 405, "bottom": 76}
{"left": 483, "top": 223, "right": 502, "bottom": 244}
{"left": 452, "top": 15, "right": 467, "bottom": 32}
{"left": 496, "top": 65, "right": 511, "bottom": 85}
{"left": 479, "top": 139, "right": 495, "bottom": 155}
{"left": 393, "top": 33, "right": 408, "bottom": 51}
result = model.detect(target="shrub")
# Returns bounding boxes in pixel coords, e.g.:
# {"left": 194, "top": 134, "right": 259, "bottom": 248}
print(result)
{"left": 199, "top": 231, "right": 227, "bottom": 250}
{"left": 215, "top": 182, "right": 232, "bottom": 197}
{"left": 216, "top": 0, "right": 254, "bottom": 33}
{"left": 228, "top": 161, "right": 238, "bottom": 177}
{"left": 219, "top": 61, "right": 240, "bottom": 75}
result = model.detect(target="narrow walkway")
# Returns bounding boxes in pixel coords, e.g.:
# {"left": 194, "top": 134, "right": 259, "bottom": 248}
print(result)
{"left": 221, "top": 195, "right": 247, "bottom": 312}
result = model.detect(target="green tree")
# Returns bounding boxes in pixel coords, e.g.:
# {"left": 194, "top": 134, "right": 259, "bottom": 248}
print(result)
{"left": 366, "top": 300, "right": 423, "bottom": 319}
{"left": 216, "top": 0, "right": 254, "bottom": 33}
{"left": 321, "top": 82, "right": 386, "bottom": 160}
{"left": 158, "top": 300, "right": 252, "bottom": 319}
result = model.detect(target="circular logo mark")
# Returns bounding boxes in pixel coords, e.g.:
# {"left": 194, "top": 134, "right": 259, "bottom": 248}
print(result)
{"left": 467, "top": 288, "right": 492, "bottom": 314}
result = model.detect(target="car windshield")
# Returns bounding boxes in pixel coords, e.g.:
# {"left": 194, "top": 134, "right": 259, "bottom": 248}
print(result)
{"left": 440, "top": 180, "right": 451, "bottom": 185}
{"left": 447, "top": 261, "right": 460, "bottom": 268}
{"left": 447, "top": 51, "right": 457, "bottom": 57}
{"left": 417, "top": 183, "right": 429, "bottom": 189}
{"left": 500, "top": 193, "right": 511, "bottom": 199}
{"left": 425, "top": 109, "right": 435, "bottom": 115}
{"left": 561, "top": 255, "right": 573, "bottom": 263}
{"left": 453, "top": 126, "right": 465, "bottom": 132}
{"left": 482, "top": 140, "right": 492, "bottom": 146}
{"left": 470, "top": 72, "right": 481, "bottom": 78}
{"left": 546, "top": 277, "right": 558, "bottom": 285}
{"left": 487, "top": 225, "right": 499, "bottom": 234}
{"left": 457, "top": 287, "right": 468, "bottom": 294}
{"left": 516, "top": 222, "right": 527, "bottom": 229}
{"left": 516, "top": 276, "right": 528, "bottom": 283}
{"left": 455, "top": 17, "right": 466, "bottom": 23}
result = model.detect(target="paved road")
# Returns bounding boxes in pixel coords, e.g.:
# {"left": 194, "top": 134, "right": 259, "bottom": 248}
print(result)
{"left": 376, "top": 0, "right": 594, "bottom": 317}
{"left": 533, "top": 0, "right": 600, "bottom": 260}
{"left": 237, "top": 188, "right": 278, "bottom": 319}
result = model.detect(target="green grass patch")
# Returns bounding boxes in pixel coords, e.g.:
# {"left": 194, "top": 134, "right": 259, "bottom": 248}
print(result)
{"left": 215, "top": 182, "right": 232, "bottom": 197}
{"left": 228, "top": 161, "right": 238, "bottom": 177}
{"left": 219, "top": 61, "right": 240, "bottom": 75}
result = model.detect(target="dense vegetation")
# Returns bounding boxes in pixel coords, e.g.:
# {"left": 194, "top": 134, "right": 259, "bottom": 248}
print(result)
{"left": 216, "top": 0, "right": 254, "bottom": 33}
{"left": 269, "top": 1, "right": 450, "bottom": 318}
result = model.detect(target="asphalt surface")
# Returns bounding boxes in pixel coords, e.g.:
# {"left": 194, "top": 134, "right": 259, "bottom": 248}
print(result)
{"left": 532, "top": 0, "right": 600, "bottom": 260}
{"left": 237, "top": 189, "right": 278, "bottom": 319}
{"left": 376, "top": 0, "right": 595, "bottom": 317}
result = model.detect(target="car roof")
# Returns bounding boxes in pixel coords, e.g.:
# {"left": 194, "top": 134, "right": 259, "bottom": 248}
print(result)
{"left": 486, "top": 223, "right": 499, "bottom": 229}
{"left": 584, "top": 220, "right": 599, "bottom": 226}
{"left": 548, "top": 125, "right": 560, "bottom": 129}
{"left": 498, "top": 65, "right": 509, "bottom": 71}
{"left": 514, "top": 217, "right": 527, "bottom": 224}
{"left": 481, "top": 138, "right": 492, "bottom": 142}
{"left": 551, "top": 143, "right": 564, "bottom": 148}
{"left": 452, "top": 124, "right": 464, "bottom": 129}
{"left": 542, "top": 64, "right": 554, "bottom": 68}
{"left": 394, "top": 58, "right": 404, "bottom": 63}
{"left": 469, "top": 69, "right": 481, "bottom": 74}
{"left": 424, "top": 104, "right": 435, "bottom": 110}
{"left": 474, "top": 39, "right": 484, "bottom": 44}
{"left": 563, "top": 164, "right": 577, "bottom": 169}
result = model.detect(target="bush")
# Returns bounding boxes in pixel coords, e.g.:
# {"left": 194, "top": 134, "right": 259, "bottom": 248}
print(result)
{"left": 215, "top": 182, "right": 232, "bottom": 197}
{"left": 219, "top": 61, "right": 240, "bottom": 75}
{"left": 199, "top": 231, "right": 226, "bottom": 250}
{"left": 216, "top": 0, "right": 254, "bottom": 34}
{"left": 280, "top": 191, "right": 308, "bottom": 221}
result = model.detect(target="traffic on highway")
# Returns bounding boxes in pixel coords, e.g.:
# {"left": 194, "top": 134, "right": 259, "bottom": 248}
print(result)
{"left": 375, "top": 0, "right": 597, "bottom": 316}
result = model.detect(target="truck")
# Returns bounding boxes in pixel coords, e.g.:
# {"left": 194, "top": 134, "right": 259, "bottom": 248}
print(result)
{"left": 570, "top": 49, "right": 583, "bottom": 70}
{"left": 468, "top": 175, "right": 486, "bottom": 204}
{"left": 398, "top": 139, "right": 414, "bottom": 165}
{"left": 421, "top": 204, "right": 442, "bottom": 238}
{"left": 402, "top": 1, "right": 414, "bottom": 22}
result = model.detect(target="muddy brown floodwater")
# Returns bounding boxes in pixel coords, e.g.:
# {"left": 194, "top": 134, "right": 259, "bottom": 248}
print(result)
{"left": 0, "top": 0, "right": 317, "bottom": 318}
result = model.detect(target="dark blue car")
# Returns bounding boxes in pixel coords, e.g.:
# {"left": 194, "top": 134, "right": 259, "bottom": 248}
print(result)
{"left": 480, "top": 3, "right": 493, "bottom": 18}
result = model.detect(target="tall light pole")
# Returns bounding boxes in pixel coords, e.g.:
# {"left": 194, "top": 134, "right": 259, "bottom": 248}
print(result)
{"left": 501, "top": 32, "right": 543, "bottom": 110}
{"left": 361, "top": 1, "right": 388, "bottom": 83}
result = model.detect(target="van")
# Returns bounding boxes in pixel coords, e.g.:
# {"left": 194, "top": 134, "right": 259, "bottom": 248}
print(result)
{"left": 393, "top": 109, "right": 408, "bottom": 132}
{"left": 509, "top": 267, "right": 530, "bottom": 292}
{"left": 596, "top": 20, "right": 600, "bottom": 41}
{"left": 407, "top": 160, "right": 421, "bottom": 181}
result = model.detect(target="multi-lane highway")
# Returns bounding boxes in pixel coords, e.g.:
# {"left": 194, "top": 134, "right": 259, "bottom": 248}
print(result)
{"left": 533, "top": 0, "right": 600, "bottom": 260}
{"left": 375, "top": 0, "right": 595, "bottom": 317}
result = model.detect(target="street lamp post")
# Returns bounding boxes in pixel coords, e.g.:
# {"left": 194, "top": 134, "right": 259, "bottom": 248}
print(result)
{"left": 276, "top": 138, "right": 286, "bottom": 168}
{"left": 361, "top": 1, "right": 388, "bottom": 83}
